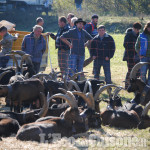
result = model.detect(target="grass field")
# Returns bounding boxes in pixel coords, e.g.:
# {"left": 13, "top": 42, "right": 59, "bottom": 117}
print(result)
{"left": 0, "top": 34, "right": 150, "bottom": 150}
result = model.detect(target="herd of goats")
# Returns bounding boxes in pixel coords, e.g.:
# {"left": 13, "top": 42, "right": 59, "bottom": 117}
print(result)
{"left": 0, "top": 50, "right": 150, "bottom": 143}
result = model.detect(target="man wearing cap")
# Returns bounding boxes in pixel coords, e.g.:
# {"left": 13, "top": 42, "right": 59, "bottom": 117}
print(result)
{"left": 91, "top": 25, "right": 115, "bottom": 84}
{"left": 60, "top": 18, "right": 92, "bottom": 80}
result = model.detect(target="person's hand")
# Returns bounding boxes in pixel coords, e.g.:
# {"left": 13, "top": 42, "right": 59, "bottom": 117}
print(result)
{"left": 105, "top": 57, "right": 109, "bottom": 61}
{"left": 92, "top": 56, "right": 96, "bottom": 59}
{"left": 15, "top": 33, "right": 19, "bottom": 37}
{"left": 47, "top": 32, "right": 55, "bottom": 37}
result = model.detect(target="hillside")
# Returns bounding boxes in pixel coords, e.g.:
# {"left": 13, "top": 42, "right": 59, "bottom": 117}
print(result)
{"left": 0, "top": 9, "right": 149, "bottom": 33}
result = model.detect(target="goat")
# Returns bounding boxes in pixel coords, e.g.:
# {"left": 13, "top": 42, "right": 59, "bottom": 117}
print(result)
{"left": 0, "top": 92, "right": 48, "bottom": 125}
{"left": 10, "top": 50, "right": 36, "bottom": 77}
{"left": 6, "top": 54, "right": 30, "bottom": 83}
{"left": 0, "top": 117, "right": 20, "bottom": 137}
{"left": 0, "top": 79, "right": 45, "bottom": 112}
{"left": 0, "top": 92, "right": 48, "bottom": 137}
{"left": 100, "top": 85, "right": 141, "bottom": 129}
{"left": 16, "top": 90, "right": 100, "bottom": 142}
{"left": 127, "top": 62, "right": 150, "bottom": 106}
{"left": 138, "top": 101, "right": 150, "bottom": 129}
{"left": 0, "top": 67, "right": 15, "bottom": 85}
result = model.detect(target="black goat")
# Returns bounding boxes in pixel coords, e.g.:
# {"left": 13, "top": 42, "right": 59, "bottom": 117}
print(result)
{"left": 0, "top": 92, "right": 49, "bottom": 137}
{"left": 0, "top": 79, "right": 45, "bottom": 112}
{"left": 127, "top": 62, "right": 150, "bottom": 106}
{"left": 97, "top": 85, "right": 141, "bottom": 129}
{"left": 0, "top": 67, "right": 15, "bottom": 85}
{"left": 16, "top": 91, "right": 95, "bottom": 142}
{"left": 0, "top": 117, "right": 20, "bottom": 137}
{"left": 0, "top": 92, "right": 48, "bottom": 125}
{"left": 10, "top": 50, "right": 36, "bottom": 78}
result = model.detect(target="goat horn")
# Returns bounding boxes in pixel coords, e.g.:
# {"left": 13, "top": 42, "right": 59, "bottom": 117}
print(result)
{"left": 83, "top": 80, "right": 93, "bottom": 95}
{"left": 0, "top": 70, "right": 11, "bottom": 81}
{"left": 68, "top": 80, "right": 81, "bottom": 91}
{"left": 70, "top": 72, "right": 88, "bottom": 80}
{"left": 63, "top": 77, "right": 68, "bottom": 90}
{"left": 47, "top": 93, "right": 78, "bottom": 109}
{"left": 86, "top": 92, "right": 95, "bottom": 110}
{"left": 38, "top": 92, "right": 49, "bottom": 117}
{"left": 5, "top": 54, "right": 19, "bottom": 69}
{"left": 112, "top": 86, "right": 124, "bottom": 99}
{"left": 31, "top": 73, "right": 52, "bottom": 79}
{"left": 58, "top": 88, "right": 67, "bottom": 94}
{"left": 11, "top": 51, "right": 33, "bottom": 67}
{"left": 130, "top": 62, "right": 150, "bottom": 79}
{"left": 72, "top": 91, "right": 94, "bottom": 110}
{"left": 20, "top": 54, "right": 31, "bottom": 69}
{"left": 142, "top": 101, "right": 150, "bottom": 116}
{"left": 94, "top": 84, "right": 117, "bottom": 101}
{"left": 11, "top": 50, "right": 26, "bottom": 56}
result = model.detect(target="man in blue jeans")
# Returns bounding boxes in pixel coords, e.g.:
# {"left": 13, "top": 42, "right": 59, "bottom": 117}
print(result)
{"left": 135, "top": 22, "right": 150, "bottom": 85}
{"left": 60, "top": 18, "right": 92, "bottom": 80}
{"left": 91, "top": 25, "right": 115, "bottom": 84}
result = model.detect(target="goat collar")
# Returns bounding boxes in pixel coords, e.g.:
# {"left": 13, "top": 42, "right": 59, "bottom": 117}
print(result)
{"left": 140, "top": 85, "right": 150, "bottom": 105}
{"left": 7, "top": 85, "right": 13, "bottom": 99}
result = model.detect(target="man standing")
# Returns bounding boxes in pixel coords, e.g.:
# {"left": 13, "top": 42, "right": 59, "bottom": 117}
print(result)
{"left": 85, "top": 14, "right": 99, "bottom": 38}
{"left": 22, "top": 25, "right": 46, "bottom": 73}
{"left": 135, "top": 22, "right": 150, "bottom": 85}
{"left": 32, "top": 17, "right": 45, "bottom": 33}
{"left": 49, "top": 16, "right": 70, "bottom": 78}
{"left": 91, "top": 25, "right": 115, "bottom": 84}
{"left": 123, "top": 22, "right": 142, "bottom": 89}
{"left": 0, "top": 26, "right": 19, "bottom": 67}
{"left": 60, "top": 18, "right": 92, "bottom": 80}
{"left": 84, "top": 14, "right": 99, "bottom": 66}
{"left": 67, "top": 13, "right": 75, "bottom": 28}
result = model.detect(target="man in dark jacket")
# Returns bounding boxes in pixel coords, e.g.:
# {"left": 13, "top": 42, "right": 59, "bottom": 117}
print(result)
{"left": 49, "top": 16, "right": 70, "bottom": 78}
{"left": 123, "top": 22, "right": 142, "bottom": 89}
{"left": 85, "top": 14, "right": 98, "bottom": 38}
{"left": 84, "top": 14, "right": 99, "bottom": 66}
{"left": 60, "top": 18, "right": 92, "bottom": 80}
{"left": 22, "top": 25, "right": 46, "bottom": 73}
{"left": 91, "top": 25, "right": 115, "bottom": 84}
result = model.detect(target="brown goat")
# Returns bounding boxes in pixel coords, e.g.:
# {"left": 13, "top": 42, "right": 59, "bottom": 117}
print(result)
{"left": 0, "top": 92, "right": 49, "bottom": 126}
{"left": 0, "top": 79, "right": 45, "bottom": 112}
{"left": 0, "top": 117, "right": 20, "bottom": 137}
{"left": 16, "top": 90, "right": 97, "bottom": 142}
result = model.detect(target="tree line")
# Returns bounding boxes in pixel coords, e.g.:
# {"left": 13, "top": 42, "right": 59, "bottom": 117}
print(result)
{"left": 53, "top": 0, "right": 150, "bottom": 16}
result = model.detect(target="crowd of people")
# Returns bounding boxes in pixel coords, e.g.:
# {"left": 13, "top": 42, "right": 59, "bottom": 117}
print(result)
{"left": 0, "top": 13, "right": 150, "bottom": 89}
